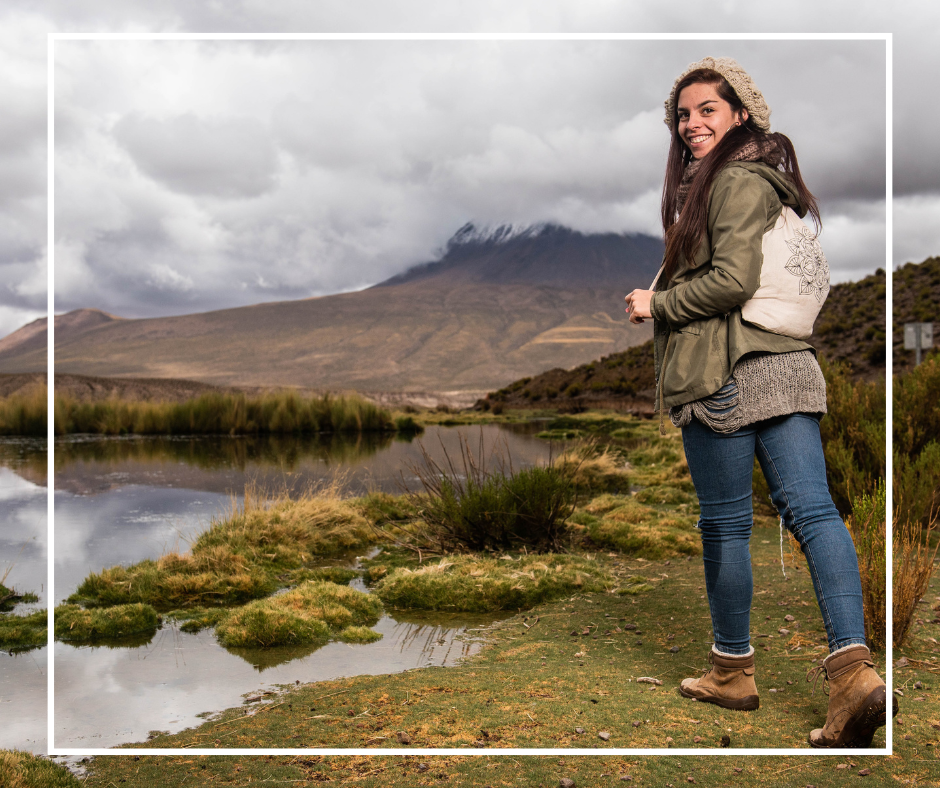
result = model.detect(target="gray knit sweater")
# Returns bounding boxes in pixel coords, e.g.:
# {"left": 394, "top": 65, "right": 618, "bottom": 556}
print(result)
{"left": 670, "top": 350, "right": 827, "bottom": 432}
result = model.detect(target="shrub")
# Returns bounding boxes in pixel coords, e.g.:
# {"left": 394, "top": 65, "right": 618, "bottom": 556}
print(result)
{"left": 846, "top": 481, "right": 887, "bottom": 649}
{"left": 818, "top": 357, "right": 885, "bottom": 515}
{"left": 374, "top": 554, "right": 615, "bottom": 613}
{"left": 401, "top": 432, "right": 576, "bottom": 552}
{"left": 894, "top": 352, "right": 940, "bottom": 526}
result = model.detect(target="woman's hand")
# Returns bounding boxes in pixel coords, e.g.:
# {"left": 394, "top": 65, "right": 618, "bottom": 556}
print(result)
{"left": 624, "top": 289, "right": 654, "bottom": 324}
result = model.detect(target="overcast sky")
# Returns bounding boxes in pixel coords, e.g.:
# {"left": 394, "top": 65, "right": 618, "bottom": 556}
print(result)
{"left": 0, "top": 2, "right": 935, "bottom": 338}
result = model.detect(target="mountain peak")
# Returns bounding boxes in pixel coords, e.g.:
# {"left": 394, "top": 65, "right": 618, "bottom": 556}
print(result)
{"left": 374, "top": 222, "right": 663, "bottom": 291}
{"left": 446, "top": 222, "right": 558, "bottom": 248}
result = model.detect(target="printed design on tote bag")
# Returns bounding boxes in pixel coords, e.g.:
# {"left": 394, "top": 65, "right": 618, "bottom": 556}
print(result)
{"left": 784, "top": 226, "right": 830, "bottom": 302}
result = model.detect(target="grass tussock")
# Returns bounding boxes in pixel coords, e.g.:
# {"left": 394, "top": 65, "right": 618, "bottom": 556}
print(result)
{"left": 53, "top": 390, "right": 397, "bottom": 436}
{"left": 68, "top": 483, "right": 377, "bottom": 611}
{"left": 54, "top": 603, "right": 158, "bottom": 642}
{"left": 0, "top": 750, "right": 82, "bottom": 788}
{"left": 373, "top": 553, "right": 616, "bottom": 613}
{"left": 0, "top": 383, "right": 47, "bottom": 436}
{"left": 401, "top": 432, "right": 576, "bottom": 553}
{"left": 0, "top": 610, "right": 47, "bottom": 650}
{"left": 553, "top": 443, "right": 629, "bottom": 493}
{"left": 215, "top": 581, "right": 382, "bottom": 648}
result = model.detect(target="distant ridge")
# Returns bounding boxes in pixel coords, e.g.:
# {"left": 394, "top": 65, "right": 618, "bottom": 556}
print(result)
{"left": 0, "top": 224, "right": 662, "bottom": 392}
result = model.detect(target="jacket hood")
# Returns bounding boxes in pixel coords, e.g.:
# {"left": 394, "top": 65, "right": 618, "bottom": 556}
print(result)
{"left": 726, "top": 161, "right": 807, "bottom": 218}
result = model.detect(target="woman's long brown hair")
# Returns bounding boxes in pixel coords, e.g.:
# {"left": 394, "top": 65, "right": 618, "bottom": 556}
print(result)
{"left": 659, "top": 69, "right": 821, "bottom": 284}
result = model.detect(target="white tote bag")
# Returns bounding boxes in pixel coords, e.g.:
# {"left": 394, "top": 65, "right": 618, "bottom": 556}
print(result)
{"left": 741, "top": 206, "right": 829, "bottom": 339}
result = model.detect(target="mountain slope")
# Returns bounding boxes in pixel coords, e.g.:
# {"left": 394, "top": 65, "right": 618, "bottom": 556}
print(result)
{"left": 0, "top": 225, "right": 662, "bottom": 393}
{"left": 0, "top": 309, "right": 121, "bottom": 371}
{"left": 485, "top": 267, "right": 887, "bottom": 413}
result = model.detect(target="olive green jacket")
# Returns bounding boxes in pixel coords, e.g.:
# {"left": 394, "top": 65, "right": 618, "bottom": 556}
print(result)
{"left": 651, "top": 161, "right": 814, "bottom": 410}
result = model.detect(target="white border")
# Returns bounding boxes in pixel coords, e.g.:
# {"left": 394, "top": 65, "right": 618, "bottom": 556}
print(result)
{"left": 47, "top": 31, "right": 893, "bottom": 758}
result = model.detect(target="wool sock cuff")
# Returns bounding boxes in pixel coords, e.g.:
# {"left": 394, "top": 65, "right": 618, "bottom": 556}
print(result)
{"left": 712, "top": 644, "right": 754, "bottom": 658}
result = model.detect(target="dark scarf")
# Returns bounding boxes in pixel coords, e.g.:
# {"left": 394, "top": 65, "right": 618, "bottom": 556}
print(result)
{"left": 675, "top": 137, "right": 784, "bottom": 215}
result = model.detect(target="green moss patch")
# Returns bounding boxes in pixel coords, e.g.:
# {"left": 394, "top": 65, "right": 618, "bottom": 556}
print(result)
{"left": 214, "top": 581, "right": 382, "bottom": 648}
{"left": 581, "top": 494, "right": 700, "bottom": 559}
{"left": 373, "top": 553, "right": 616, "bottom": 613}
{"left": 164, "top": 607, "right": 230, "bottom": 634}
{"left": 54, "top": 603, "right": 158, "bottom": 643}
{"left": 338, "top": 625, "right": 384, "bottom": 643}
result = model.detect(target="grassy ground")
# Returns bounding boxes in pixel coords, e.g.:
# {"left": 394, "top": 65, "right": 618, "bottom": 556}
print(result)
{"left": 29, "top": 410, "right": 921, "bottom": 787}
{"left": 67, "top": 556, "right": 940, "bottom": 787}
{"left": 102, "top": 528, "right": 886, "bottom": 752}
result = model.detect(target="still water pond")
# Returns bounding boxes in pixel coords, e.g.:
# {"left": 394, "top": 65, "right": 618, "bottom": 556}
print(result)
{"left": 52, "top": 424, "right": 559, "bottom": 749}
{"left": 0, "top": 439, "right": 48, "bottom": 754}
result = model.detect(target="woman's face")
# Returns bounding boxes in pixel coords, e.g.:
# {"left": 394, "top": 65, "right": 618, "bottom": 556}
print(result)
{"left": 676, "top": 82, "right": 748, "bottom": 160}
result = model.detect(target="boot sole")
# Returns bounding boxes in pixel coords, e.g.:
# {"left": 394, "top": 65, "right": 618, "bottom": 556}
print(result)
{"left": 677, "top": 686, "right": 759, "bottom": 711}
{"left": 808, "top": 685, "right": 893, "bottom": 748}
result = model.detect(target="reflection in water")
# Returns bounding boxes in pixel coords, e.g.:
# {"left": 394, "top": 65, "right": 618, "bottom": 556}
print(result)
{"left": 54, "top": 611, "right": 500, "bottom": 749}
{"left": 54, "top": 430, "right": 400, "bottom": 474}
{"left": 51, "top": 425, "right": 556, "bottom": 749}
{"left": 0, "top": 442, "right": 48, "bottom": 754}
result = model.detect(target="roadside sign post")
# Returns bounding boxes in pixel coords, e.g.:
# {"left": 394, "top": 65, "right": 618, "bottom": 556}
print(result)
{"left": 904, "top": 322, "right": 934, "bottom": 366}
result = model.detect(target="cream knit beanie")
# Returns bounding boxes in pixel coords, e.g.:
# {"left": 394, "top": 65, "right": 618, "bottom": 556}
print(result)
{"left": 664, "top": 57, "right": 772, "bottom": 132}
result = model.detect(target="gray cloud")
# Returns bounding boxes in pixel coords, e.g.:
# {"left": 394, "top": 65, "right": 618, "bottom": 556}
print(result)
{"left": 114, "top": 113, "right": 279, "bottom": 198}
{"left": 47, "top": 38, "right": 887, "bottom": 321}
{"left": 0, "top": 2, "right": 933, "bottom": 337}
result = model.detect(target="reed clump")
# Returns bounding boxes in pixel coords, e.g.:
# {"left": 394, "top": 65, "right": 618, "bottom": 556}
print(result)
{"left": 215, "top": 580, "right": 382, "bottom": 648}
{"left": 400, "top": 432, "right": 577, "bottom": 553}
{"left": 53, "top": 390, "right": 398, "bottom": 436}
{"left": 69, "top": 484, "right": 377, "bottom": 611}
{"left": 893, "top": 506, "right": 940, "bottom": 649}
{"left": 373, "top": 553, "right": 615, "bottom": 613}
{"left": 54, "top": 602, "right": 159, "bottom": 642}
{"left": 0, "top": 383, "right": 46, "bottom": 436}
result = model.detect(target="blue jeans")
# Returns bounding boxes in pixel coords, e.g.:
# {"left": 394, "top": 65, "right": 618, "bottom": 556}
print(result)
{"left": 682, "top": 413, "right": 867, "bottom": 656}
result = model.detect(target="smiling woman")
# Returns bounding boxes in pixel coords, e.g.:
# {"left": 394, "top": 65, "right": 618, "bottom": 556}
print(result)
{"left": 624, "top": 56, "right": 891, "bottom": 749}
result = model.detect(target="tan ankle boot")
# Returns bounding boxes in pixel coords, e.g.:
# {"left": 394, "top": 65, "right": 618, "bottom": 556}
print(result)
{"left": 807, "top": 644, "right": 896, "bottom": 748}
{"left": 678, "top": 647, "right": 759, "bottom": 711}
